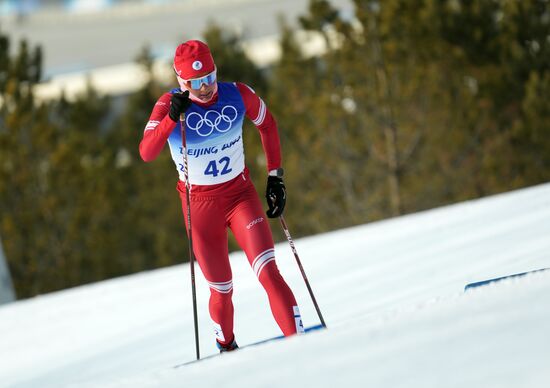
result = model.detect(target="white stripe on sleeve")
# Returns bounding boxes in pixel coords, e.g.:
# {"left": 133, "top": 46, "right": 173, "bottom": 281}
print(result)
{"left": 252, "top": 99, "right": 266, "bottom": 126}
{"left": 144, "top": 120, "right": 161, "bottom": 132}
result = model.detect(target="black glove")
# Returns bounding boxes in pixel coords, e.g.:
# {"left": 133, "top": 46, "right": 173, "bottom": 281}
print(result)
{"left": 168, "top": 90, "right": 191, "bottom": 122}
{"left": 265, "top": 176, "right": 286, "bottom": 218}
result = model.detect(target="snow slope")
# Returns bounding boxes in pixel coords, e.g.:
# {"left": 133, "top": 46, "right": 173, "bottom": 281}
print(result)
{"left": 1, "top": 183, "right": 549, "bottom": 388}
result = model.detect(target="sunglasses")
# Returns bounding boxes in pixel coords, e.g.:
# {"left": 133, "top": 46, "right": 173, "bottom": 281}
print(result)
{"left": 184, "top": 69, "right": 217, "bottom": 90}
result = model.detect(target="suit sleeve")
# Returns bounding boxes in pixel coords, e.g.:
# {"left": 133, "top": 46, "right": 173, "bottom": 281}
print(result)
{"left": 139, "top": 92, "right": 177, "bottom": 162}
{"left": 235, "top": 82, "right": 281, "bottom": 172}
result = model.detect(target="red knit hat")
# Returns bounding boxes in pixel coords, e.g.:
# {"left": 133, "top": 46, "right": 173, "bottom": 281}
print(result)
{"left": 173, "top": 40, "right": 215, "bottom": 80}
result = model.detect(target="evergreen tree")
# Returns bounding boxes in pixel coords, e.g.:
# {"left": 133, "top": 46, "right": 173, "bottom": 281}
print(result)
{"left": 0, "top": 28, "right": 118, "bottom": 296}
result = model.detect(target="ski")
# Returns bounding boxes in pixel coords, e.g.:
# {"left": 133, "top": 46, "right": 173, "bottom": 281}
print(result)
{"left": 464, "top": 267, "right": 550, "bottom": 291}
{"left": 174, "top": 324, "right": 325, "bottom": 368}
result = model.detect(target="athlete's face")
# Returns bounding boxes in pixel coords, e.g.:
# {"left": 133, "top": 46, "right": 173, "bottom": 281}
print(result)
{"left": 181, "top": 69, "right": 217, "bottom": 102}
{"left": 187, "top": 80, "right": 216, "bottom": 102}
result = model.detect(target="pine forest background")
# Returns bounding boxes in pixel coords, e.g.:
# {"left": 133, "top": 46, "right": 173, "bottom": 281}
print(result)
{"left": 1, "top": 0, "right": 549, "bottom": 298}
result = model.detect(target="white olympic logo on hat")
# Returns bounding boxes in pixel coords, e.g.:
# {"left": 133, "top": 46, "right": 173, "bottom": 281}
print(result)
{"left": 186, "top": 106, "right": 238, "bottom": 137}
{"left": 192, "top": 60, "right": 203, "bottom": 70}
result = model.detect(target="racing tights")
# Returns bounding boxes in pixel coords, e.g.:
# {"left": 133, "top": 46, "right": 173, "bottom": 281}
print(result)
{"left": 178, "top": 168, "right": 303, "bottom": 345}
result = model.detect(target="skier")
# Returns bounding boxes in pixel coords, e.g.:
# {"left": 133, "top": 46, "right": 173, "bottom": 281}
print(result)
{"left": 139, "top": 40, "right": 305, "bottom": 352}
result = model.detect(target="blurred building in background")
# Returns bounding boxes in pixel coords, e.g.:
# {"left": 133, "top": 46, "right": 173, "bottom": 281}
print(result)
{"left": 1, "top": 0, "right": 352, "bottom": 101}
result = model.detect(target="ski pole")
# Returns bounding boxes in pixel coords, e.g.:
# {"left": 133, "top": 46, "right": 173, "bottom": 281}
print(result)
{"left": 279, "top": 215, "right": 327, "bottom": 328}
{"left": 180, "top": 112, "right": 200, "bottom": 360}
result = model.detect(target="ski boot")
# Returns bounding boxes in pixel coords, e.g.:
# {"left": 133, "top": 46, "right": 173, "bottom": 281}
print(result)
{"left": 216, "top": 337, "right": 239, "bottom": 353}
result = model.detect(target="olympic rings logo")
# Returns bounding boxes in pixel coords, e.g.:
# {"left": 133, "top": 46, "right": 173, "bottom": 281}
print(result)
{"left": 185, "top": 105, "right": 238, "bottom": 137}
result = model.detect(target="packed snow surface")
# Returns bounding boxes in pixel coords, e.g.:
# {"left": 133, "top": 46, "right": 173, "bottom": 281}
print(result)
{"left": 1, "top": 183, "right": 549, "bottom": 387}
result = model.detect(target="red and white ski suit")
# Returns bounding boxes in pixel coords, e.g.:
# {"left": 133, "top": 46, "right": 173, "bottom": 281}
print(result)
{"left": 139, "top": 82, "right": 304, "bottom": 345}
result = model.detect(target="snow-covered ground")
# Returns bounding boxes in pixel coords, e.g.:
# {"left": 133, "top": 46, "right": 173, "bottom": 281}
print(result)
{"left": 1, "top": 183, "right": 549, "bottom": 388}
